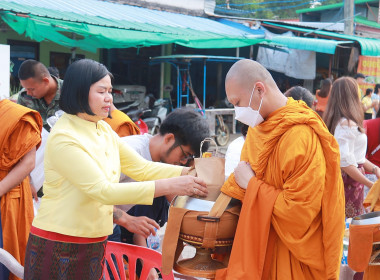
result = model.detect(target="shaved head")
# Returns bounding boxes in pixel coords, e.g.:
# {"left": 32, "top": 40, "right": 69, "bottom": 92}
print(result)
{"left": 225, "top": 59, "right": 287, "bottom": 119}
{"left": 226, "top": 59, "right": 277, "bottom": 91}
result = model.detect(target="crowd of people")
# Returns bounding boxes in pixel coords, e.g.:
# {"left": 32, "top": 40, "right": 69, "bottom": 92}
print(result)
{"left": 1, "top": 57, "right": 379, "bottom": 280}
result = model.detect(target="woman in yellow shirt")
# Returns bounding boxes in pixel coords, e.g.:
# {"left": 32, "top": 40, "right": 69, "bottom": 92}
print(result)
{"left": 362, "top": 88, "right": 375, "bottom": 120}
{"left": 23, "top": 59, "right": 207, "bottom": 280}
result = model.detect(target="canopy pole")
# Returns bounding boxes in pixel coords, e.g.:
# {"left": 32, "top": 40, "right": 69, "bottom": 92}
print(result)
{"left": 70, "top": 47, "right": 76, "bottom": 63}
{"left": 203, "top": 60, "right": 206, "bottom": 111}
{"left": 163, "top": 44, "right": 172, "bottom": 99}
{"left": 236, "top": 47, "right": 240, "bottom": 57}
{"left": 177, "top": 65, "right": 180, "bottom": 108}
{"left": 249, "top": 45, "right": 254, "bottom": 59}
{"left": 159, "top": 45, "right": 165, "bottom": 99}
{"left": 70, "top": 33, "right": 76, "bottom": 63}
{"left": 328, "top": 54, "right": 332, "bottom": 78}
{"left": 216, "top": 63, "right": 222, "bottom": 106}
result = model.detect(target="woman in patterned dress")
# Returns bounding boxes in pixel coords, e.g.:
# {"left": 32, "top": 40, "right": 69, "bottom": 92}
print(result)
{"left": 324, "top": 77, "right": 380, "bottom": 218}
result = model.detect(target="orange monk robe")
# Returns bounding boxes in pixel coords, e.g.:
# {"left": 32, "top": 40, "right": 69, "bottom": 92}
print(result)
{"left": 363, "top": 179, "right": 380, "bottom": 212}
{"left": 216, "top": 98, "right": 345, "bottom": 280}
{"left": 104, "top": 109, "right": 140, "bottom": 137}
{"left": 362, "top": 180, "right": 380, "bottom": 279}
{"left": 0, "top": 100, "right": 42, "bottom": 280}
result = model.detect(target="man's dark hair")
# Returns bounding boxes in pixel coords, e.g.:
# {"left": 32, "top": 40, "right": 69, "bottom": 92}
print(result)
{"left": 318, "top": 78, "right": 332, "bottom": 98}
{"left": 284, "top": 86, "right": 314, "bottom": 108}
{"left": 365, "top": 88, "right": 373, "bottom": 96}
{"left": 59, "top": 59, "right": 113, "bottom": 115}
{"left": 18, "top": 59, "right": 50, "bottom": 80}
{"left": 354, "top": 73, "right": 365, "bottom": 79}
{"left": 159, "top": 108, "right": 210, "bottom": 157}
{"left": 374, "top": 84, "right": 380, "bottom": 94}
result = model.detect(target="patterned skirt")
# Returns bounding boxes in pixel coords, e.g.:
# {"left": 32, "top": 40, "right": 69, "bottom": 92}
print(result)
{"left": 342, "top": 164, "right": 365, "bottom": 218}
{"left": 24, "top": 233, "right": 106, "bottom": 280}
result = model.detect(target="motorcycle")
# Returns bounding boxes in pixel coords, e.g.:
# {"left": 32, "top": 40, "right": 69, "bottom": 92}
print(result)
{"left": 123, "top": 107, "right": 149, "bottom": 135}
{"left": 112, "top": 87, "right": 150, "bottom": 135}
{"left": 142, "top": 96, "right": 171, "bottom": 135}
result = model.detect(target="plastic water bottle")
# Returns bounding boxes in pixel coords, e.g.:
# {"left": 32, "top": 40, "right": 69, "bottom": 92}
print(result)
{"left": 147, "top": 228, "right": 160, "bottom": 250}
{"left": 341, "top": 219, "right": 350, "bottom": 265}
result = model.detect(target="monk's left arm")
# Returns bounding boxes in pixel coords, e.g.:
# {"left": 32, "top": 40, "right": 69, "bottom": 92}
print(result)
{"left": 0, "top": 147, "right": 36, "bottom": 196}
{"left": 271, "top": 126, "right": 326, "bottom": 251}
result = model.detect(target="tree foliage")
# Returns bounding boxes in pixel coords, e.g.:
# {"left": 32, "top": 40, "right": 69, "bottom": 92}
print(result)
{"left": 215, "top": 0, "right": 342, "bottom": 19}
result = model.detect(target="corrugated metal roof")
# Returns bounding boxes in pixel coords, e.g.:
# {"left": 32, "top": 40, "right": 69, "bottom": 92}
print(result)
{"left": 0, "top": 0, "right": 262, "bottom": 38}
{"left": 216, "top": 18, "right": 264, "bottom": 36}
{"left": 263, "top": 21, "right": 380, "bottom": 56}
{"left": 282, "top": 21, "right": 344, "bottom": 32}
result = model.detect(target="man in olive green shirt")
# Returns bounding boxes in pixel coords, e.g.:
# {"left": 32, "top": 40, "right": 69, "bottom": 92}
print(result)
{"left": 17, "top": 59, "right": 63, "bottom": 131}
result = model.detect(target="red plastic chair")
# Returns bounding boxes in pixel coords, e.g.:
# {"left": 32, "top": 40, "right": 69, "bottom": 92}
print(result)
{"left": 103, "top": 241, "right": 174, "bottom": 280}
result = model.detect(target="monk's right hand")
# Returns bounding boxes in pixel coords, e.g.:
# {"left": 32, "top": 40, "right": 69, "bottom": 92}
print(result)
{"left": 234, "top": 161, "right": 255, "bottom": 189}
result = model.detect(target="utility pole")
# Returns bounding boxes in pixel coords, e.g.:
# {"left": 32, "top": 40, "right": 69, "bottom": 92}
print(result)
{"left": 344, "top": 0, "right": 354, "bottom": 35}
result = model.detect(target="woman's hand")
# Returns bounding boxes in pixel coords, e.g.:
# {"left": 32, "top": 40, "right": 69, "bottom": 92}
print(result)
{"left": 234, "top": 161, "right": 255, "bottom": 190}
{"left": 363, "top": 160, "right": 380, "bottom": 181}
{"left": 374, "top": 166, "right": 380, "bottom": 179}
{"left": 155, "top": 176, "right": 208, "bottom": 198}
{"left": 342, "top": 165, "right": 373, "bottom": 188}
{"left": 30, "top": 181, "right": 39, "bottom": 202}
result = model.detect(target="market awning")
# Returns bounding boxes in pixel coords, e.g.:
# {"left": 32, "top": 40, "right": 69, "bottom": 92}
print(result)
{"left": 266, "top": 36, "right": 353, "bottom": 54}
{"left": 0, "top": 0, "right": 265, "bottom": 52}
{"left": 263, "top": 21, "right": 380, "bottom": 56}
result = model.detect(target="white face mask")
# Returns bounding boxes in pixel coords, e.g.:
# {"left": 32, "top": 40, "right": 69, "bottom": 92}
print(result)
{"left": 234, "top": 85, "right": 264, "bottom": 128}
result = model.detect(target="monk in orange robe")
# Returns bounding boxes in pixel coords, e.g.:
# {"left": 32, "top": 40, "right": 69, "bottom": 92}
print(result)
{"left": 215, "top": 60, "right": 345, "bottom": 279}
{"left": 0, "top": 99, "right": 42, "bottom": 280}
{"left": 104, "top": 103, "right": 140, "bottom": 137}
{"left": 361, "top": 180, "right": 380, "bottom": 279}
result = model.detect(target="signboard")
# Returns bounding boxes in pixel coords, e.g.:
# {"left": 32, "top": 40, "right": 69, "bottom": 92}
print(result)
{"left": 0, "top": 44, "right": 10, "bottom": 100}
{"left": 357, "top": 55, "right": 380, "bottom": 95}
{"left": 357, "top": 56, "right": 380, "bottom": 83}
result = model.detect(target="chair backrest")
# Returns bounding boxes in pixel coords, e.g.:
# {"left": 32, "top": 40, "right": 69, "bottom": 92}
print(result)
{"left": 103, "top": 241, "right": 174, "bottom": 280}
{"left": 0, "top": 248, "right": 24, "bottom": 279}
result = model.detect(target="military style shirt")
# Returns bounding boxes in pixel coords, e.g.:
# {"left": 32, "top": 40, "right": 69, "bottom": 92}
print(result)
{"left": 17, "top": 76, "right": 63, "bottom": 130}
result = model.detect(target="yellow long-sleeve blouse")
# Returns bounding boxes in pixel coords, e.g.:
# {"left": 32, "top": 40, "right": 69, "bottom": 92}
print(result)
{"left": 33, "top": 113, "right": 182, "bottom": 238}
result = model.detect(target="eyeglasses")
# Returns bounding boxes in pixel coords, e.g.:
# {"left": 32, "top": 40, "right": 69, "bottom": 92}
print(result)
{"left": 179, "top": 145, "right": 196, "bottom": 166}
